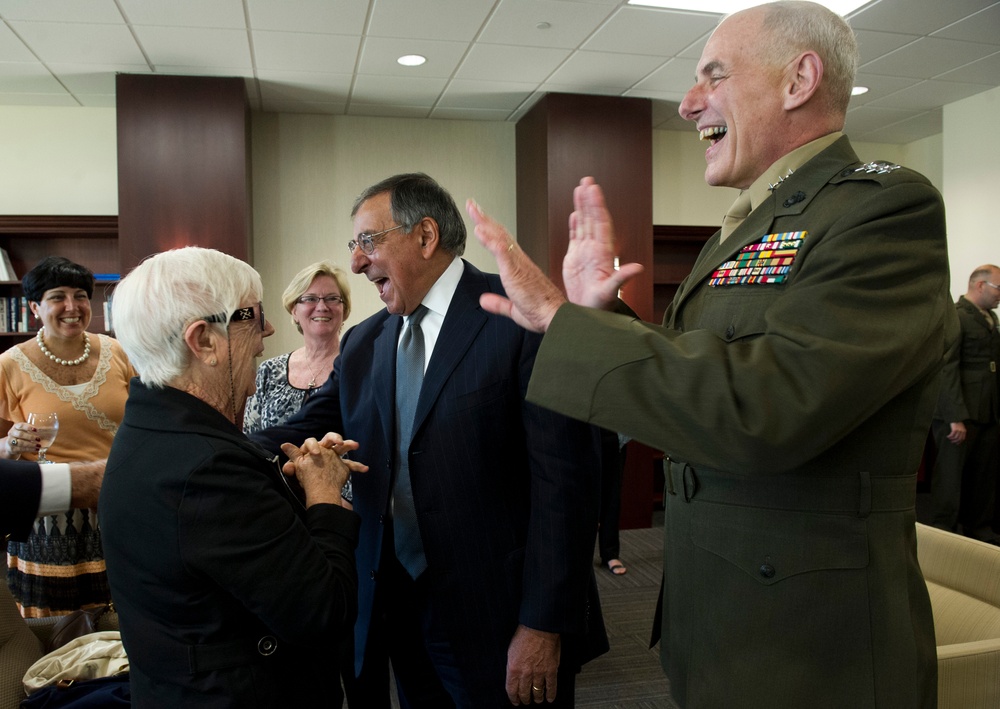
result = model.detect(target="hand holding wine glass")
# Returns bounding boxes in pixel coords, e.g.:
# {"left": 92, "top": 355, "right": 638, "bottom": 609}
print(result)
{"left": 27, "top": 412, "right": 59, "bottom": 463}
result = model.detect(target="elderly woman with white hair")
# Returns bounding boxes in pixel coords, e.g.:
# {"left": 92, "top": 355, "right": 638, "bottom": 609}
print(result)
{"left": 99, "top": 247, "right": 365, "bottom": 708}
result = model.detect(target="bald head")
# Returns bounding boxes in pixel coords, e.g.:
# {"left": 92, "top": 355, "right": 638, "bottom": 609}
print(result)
{"left": 967, "top": 264, "right": 1000, "bottom": 310}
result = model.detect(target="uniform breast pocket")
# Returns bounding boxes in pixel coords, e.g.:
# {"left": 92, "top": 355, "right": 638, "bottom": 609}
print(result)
{"left": 696, "top": 288, "right": 783, "bottom": 342}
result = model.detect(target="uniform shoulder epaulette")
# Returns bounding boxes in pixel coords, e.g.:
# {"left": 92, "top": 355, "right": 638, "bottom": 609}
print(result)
{"left": 854, "top": 160, "right": 901, "bottom": 174}
{"left": 833, "top": 159, "right": 918, "bottom": 185}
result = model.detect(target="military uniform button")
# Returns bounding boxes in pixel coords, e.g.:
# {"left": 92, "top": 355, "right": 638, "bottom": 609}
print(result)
{"left": 257, "top": 636, "right": 277, "bottom": 656}
{"left": 759, "top": 564, "right": 776, "bottom": 579}
{"left": 725, "top": 325, "right": 736, "bottom": 340}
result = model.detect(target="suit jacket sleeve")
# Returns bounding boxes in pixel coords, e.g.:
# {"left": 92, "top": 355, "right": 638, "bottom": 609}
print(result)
{"left": 518, "top": 329, "right": 602, "bottom": 635}
{"left": 527, "top": 169, "right": 948, "bottom": 474}
{"left": 250, "top": 332, "right": 348, "bottom": 455}
{"left": 1, "top": 459, "right": 42, "bottom": 542}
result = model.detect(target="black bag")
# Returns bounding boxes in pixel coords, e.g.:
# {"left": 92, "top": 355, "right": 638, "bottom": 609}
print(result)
{"left": 46, "top": 604, "right": 114, "bottom": 653}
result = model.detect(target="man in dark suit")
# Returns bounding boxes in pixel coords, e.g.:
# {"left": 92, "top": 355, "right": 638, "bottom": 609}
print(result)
{"left": 2, "top": 459, "right": 103, "bottom": 542}
{"left": 467, "top": 2, "right": 945, "bottom": 707}
{"left": 254, "top": 173, "right": 606, "bottom": 708}
{"left": 930, "top": 264, "right": 1000, "bottom": 541}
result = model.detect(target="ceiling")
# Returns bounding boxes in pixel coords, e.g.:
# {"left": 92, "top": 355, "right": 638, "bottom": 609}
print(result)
{"left": 1, "top": 0, "right": 998, "bottom": 144}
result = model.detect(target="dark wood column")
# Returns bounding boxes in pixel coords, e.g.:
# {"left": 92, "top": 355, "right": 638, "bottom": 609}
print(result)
{"left": 116, "top": 74, "right": 251, "bottom": 271}
{"left": 516, "top": 93, "right": 655, "bottom": 529}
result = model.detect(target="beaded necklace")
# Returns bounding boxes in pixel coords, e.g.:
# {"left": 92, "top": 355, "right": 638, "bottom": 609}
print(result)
{"left": 36, "top": 326, "right": 91, "bottom": 366}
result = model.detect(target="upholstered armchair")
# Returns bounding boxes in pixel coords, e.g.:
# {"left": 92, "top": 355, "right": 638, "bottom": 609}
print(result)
{"left": 0, "top": 575, "right": 119, "bottom": 709}
{"left": 916, "top": 523, "right": 1000, "bottom": 709}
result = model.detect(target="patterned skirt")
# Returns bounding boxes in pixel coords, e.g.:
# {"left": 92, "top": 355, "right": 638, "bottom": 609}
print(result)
{"left": 6, "top": 508, "right": 111, "bottom": 618}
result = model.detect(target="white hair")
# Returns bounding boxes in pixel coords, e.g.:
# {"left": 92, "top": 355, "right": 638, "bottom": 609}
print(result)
{"left": 742, "top": 0, "right": 859, "bottom": 115}
{"left": 112, "top": 247, "right": 263, "bottom": 387}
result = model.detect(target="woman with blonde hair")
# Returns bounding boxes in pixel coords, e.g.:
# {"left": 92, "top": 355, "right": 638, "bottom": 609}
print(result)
{"left": 243, "top": 260, "right": 351, "bottom": 435}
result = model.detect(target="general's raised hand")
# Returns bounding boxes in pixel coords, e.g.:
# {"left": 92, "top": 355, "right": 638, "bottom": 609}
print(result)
{"left": 564, "top": 177, "right": 644, "bottom": 309}
{"left": 467, "top": 199, "right": 566, "bottom": 333}
{"left": 468, "top": 178, "right": 643, "bottom": 332}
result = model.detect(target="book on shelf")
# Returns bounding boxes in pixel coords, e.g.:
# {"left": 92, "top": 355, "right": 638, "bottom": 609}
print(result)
{"left": 0, "top": 248, "right": 14, "bottom": 282}
{"left": 7, "top": 297, "right": 19, "bottom": 332}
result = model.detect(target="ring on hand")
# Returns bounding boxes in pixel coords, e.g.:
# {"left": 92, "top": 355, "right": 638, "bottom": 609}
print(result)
{"left": 532, "top": 685, "right": 542, "bottom": 692}
{"left": 9, "top": 438, "right": 16, "bottom": 448}
{"left": 507, "top": 241, "right": 515, "bottom": 253}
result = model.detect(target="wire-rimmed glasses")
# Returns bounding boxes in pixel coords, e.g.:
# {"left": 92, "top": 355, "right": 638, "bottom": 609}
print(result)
{"left": 348, "top": 224, "right": 406, "bottom": 255}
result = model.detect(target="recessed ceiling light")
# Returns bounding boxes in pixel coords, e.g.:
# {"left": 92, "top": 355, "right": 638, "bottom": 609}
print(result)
{"left": 851, "top": 86, "right": 869, "bottom": 96}
{"left": 397, "top": 54, "right": 426, "bottom": 67}
{"left": 627, "top": 0, "right": 871, "bottom": 15}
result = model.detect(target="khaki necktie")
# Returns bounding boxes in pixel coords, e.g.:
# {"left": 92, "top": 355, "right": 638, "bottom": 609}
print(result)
{"left": 720, "top": 190, "right": 752, "bottom": 242}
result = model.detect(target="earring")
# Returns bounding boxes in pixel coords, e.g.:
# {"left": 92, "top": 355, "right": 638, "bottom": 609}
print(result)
{"left": 210, "top": 358, "right": 217, "bottom": 366}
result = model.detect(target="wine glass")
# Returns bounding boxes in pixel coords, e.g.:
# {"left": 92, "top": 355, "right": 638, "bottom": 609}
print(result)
{"left": 27, "top": 412, "right": 59, "bottom": 464}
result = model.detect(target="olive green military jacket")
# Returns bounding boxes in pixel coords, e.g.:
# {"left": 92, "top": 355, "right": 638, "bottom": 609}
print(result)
{"left": 528, "top": 136, "right": 947, "bottom": 709}
{"left": 935, "top": 295, "right": 1000, "bottom": 424}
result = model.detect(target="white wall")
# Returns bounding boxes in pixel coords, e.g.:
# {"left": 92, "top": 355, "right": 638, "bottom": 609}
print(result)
{"left": 0, "top": 106, "right": 117, "bottom": 215}
{"left": 943, "top": 85, "right": 1000, "bottom": 298}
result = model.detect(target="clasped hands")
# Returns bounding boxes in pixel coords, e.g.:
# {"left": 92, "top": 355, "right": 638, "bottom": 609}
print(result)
{"left": 467, "top": 177, "right": 644, "bottom": 331}
{"left": 280, "top": 433, "right": 367, "bottom": 508}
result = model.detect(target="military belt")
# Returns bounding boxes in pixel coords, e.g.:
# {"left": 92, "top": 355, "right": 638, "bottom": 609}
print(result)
{"left": 663, "top": 457, "right": 916, "bottom": 517}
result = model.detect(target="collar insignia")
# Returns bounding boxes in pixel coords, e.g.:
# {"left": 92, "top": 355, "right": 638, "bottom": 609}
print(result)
{"left": 767, "top": 168, "right": 795, "bottom": 192}
{"left": 709, "top": 231, "right": 808, "bottom": 286}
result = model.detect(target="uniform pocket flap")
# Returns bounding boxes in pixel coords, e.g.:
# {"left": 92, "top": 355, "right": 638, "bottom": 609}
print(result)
{"left": 691, "top": 503, "right": 869, "bottom": 586}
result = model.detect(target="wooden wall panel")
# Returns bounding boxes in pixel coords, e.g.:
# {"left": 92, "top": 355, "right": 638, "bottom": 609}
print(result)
{"left": 116, "top": 74, "right": 251, "bottom": 272}
{"left": 516, "top": 93, "right": 655, "bottom": 529}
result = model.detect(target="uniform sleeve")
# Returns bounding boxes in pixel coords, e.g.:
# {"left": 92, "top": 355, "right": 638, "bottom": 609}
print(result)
{"left": 528, "top": 178, "right": 949, "bottom": 474}
{"left": 934, "top": 306, "right": 970, "bottom": 423}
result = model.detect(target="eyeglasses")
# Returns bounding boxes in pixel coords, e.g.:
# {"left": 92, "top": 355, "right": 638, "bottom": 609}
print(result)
{"left": 348, "top": 224, "right": 406, "bottom": 255}
{"left": 985, "top": 281, "right": 1000, "bottom": 290}
{"left": 296, "top": 295, "right": 344, "bottom": 306}
{"left": 206, "top": 302, "right": 265, "bottom": 332}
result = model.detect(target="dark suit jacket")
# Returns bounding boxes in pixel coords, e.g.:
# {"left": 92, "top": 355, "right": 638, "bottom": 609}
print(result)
{"left": 255, "top": 260, "right": 607, "bottom": 703}
{"left": 1, "top": 459, "right": 43, "bottom": 542}
{"left": 935, "top": 295, "right": 1000, "bottom": 424}
{"left": 100, "top": 380, "right": 360, "bottom": 708}
{"left": 528, "top": 136, "right": 945, "bottom": 708}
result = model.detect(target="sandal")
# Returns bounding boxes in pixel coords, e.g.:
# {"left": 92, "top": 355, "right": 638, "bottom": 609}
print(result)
{"left": 605, "top": 559, "right": 627, "bottom": 575}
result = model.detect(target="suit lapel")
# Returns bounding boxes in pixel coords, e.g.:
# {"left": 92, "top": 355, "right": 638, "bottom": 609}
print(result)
{"left": 412, "top": 263, "right": 488, "bottom": 437}
{"left": 373, "top": 315, "right": 401, "bottom": 448}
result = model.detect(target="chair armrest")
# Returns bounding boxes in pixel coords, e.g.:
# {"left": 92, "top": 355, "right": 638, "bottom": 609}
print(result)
{"left": 936, "top": 640, "right": 1000, "bottom": 709}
